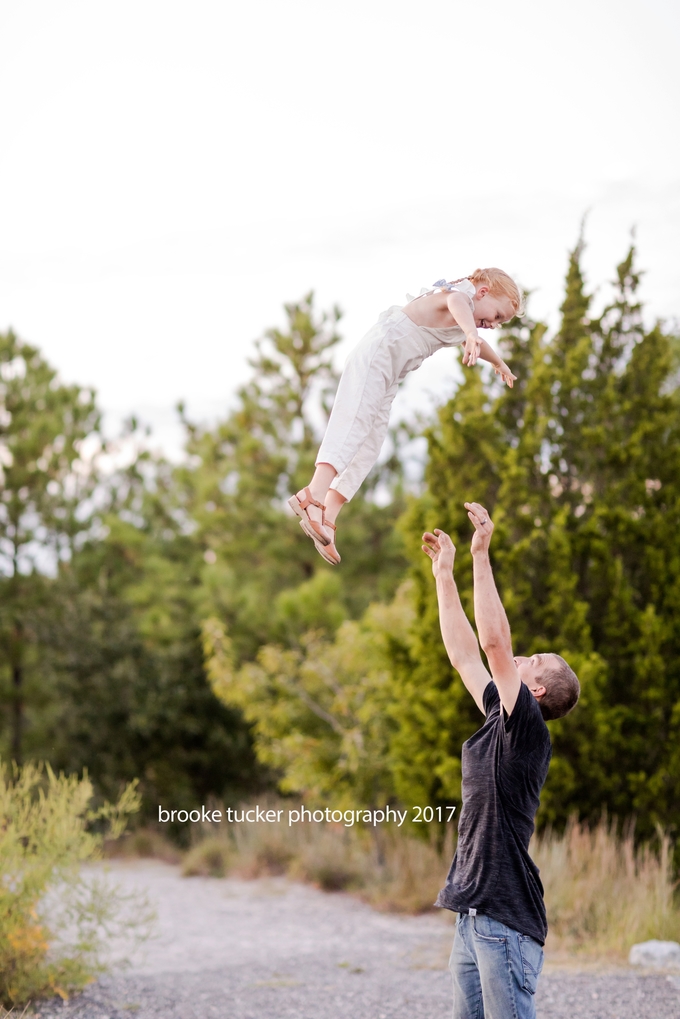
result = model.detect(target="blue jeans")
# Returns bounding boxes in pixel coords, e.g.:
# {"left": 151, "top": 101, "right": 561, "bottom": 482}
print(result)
{"left": 449, "top": 913, "right": 544, "bottom": 1019}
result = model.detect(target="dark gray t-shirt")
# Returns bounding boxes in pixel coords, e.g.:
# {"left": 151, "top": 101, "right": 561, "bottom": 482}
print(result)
{"left": 435, "top": 680, "right": 552, "bottom": 944}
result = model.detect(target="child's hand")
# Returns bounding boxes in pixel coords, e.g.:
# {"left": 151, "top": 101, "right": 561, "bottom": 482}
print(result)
{"left": 462, "top": 333, "right": 482, "bottom": 366}
{"left": 494, "top": 360, "right": 517, "bottom": 388}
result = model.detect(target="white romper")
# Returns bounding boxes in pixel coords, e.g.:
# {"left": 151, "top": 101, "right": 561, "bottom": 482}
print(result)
{"left": 317, "top": 278, "right": 476, "bottom": 501}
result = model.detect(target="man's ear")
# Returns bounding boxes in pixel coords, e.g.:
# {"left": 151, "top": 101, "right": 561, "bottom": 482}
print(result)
{"left": 532, "top": 685, "right": 547, "bottom": 702}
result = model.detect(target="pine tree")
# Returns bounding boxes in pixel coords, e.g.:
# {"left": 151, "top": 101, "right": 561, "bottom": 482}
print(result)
{"left": 0, "top": 331, "right": 100, "bottom": 762}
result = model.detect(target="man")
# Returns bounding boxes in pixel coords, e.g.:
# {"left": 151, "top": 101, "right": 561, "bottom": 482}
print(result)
{"left": 421, "top": 502, "right": 580, "bottom": 1019}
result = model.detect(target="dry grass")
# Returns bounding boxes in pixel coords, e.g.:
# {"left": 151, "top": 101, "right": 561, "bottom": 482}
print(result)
{"left": 363, "top": 828, "right": 455, "bottom": 914}
{"left": 180, "top": 800, "right": 453, "bottom": 913}
{"left": 182, "top": 837, "right": 232, "bottom": 878}
{"left": 104, "top": 826, "right": 182, "bottom": 864}
{"left": 534, "top": 815, "right": 680, "bottom": 958}
{"left": 140, "top": 801, "right": 680, "bottom": 959}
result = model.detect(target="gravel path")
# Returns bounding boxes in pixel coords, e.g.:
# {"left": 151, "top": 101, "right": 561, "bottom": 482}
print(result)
{"left": 30, "top": 861, "right": 680, "bottom": 1019}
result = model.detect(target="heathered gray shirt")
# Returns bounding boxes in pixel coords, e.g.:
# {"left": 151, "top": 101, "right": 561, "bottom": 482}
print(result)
{"left": 435, "top": 680, "right": 552, "bottom": 944}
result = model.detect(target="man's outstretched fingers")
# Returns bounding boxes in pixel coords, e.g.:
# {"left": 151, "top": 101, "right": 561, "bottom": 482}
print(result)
{"left": 422, "top": 532, "right": 439, "bottom": 556}
{"left": 425, "top": 529, "right": 456, "bottom": 550}
{"left": 464, "top": 502, "right": 493, "bottom": 533}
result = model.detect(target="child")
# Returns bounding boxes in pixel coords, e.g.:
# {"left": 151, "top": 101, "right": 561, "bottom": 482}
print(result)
{"left": 288, "top": 268, "right": 522, "bottom": 564}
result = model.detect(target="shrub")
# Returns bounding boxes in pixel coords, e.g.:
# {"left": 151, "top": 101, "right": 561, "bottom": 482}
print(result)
{"left": 0, "top": 761, "right": 147, "bottom": 1008}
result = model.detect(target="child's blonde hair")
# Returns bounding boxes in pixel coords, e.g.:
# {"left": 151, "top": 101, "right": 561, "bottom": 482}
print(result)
{"left": 465, "top": 268, "right": 525, "bottom": 316}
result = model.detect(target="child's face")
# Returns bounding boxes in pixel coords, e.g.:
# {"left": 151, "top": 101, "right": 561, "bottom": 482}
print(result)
{"left": 473, "top": 287, "right": 515, "bottom": 329}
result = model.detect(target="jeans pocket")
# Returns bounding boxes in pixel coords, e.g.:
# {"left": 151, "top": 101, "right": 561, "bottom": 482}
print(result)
{"left": 519, "top": 936, "right": 544, "bottom": 994}
{"left": 472, "top": 914, "right": 508, "bottom": 943}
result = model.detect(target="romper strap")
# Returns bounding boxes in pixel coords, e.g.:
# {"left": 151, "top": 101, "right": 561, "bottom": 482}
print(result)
{"left": 408, "top": 276, "right": 473, "bottom": 303}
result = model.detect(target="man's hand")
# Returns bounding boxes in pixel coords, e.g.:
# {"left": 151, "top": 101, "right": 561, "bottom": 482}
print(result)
{"left": 493, "top": 360, "right": 517, "bottom": 388}
{"left": 466, "top": 501, "right": 521, "bottom": 715}
{"left": 423, "top": 527, "right": 490, "bottom": 714}
{"left": 465, "top": 502, "right": 494, "bottom": 557}
{"left": 422, "top": 529, "right": 456, "bottom": 580}
{"left": 462, "top": 333, "right": 482, "bottom": 366}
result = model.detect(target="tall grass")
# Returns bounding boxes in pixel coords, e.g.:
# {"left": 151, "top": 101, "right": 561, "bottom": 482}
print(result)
{"left": 181, "top": 803, "right": 452, "bottom": 914}
{"left": 533, "top": 815, "right": 680, "bottom": 955}
{"left": 180, "top": 802, "right": 680, "bottom": 957}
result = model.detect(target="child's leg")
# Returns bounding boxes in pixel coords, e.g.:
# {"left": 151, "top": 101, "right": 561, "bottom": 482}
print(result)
{"left": 301, "top": 376, "right": 397, "bottom": 540}
{"left": 293, "top": 311, "right": 411, "bottom": 556}
{"left": 293, "top": 460, "right": 340, "bottom": 542}
{"left": 323, "top": 488, "right": 346, "bottom": 526}
{"left": 294, "top": 344, "right": 396, "bottom": 537}
{"left": 315, "top": 318, "right": 403, "bottom": 480}
{"left": 305, "top": 463, "right": 337, "bottom": 506}
{"left": 290, "top": 462, "right": 337, "bottom": 544}
{"left": 328, "top": 380, "right": 398, "bottom": 505}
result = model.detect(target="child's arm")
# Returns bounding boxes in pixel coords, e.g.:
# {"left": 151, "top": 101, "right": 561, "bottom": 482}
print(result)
{"left": 446, "top": 292, "right": 516, "bottom": 387}
{"left": 446, "top": 292, "right": 482, "bottom": 366}
{"left": 477, "top": 341, "right": 516, "bottom": 388}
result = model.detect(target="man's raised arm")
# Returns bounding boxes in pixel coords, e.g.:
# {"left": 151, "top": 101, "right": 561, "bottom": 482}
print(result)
{"left": 464, "top": 502, "right": 522, "bottom": 717}
{"left": 422, "top": 529, "right": 491, "bottom": 714}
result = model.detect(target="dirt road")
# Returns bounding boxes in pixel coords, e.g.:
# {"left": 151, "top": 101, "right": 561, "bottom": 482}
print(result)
{"left": 31, "top": 861, "right": 680, "bottom": 1018}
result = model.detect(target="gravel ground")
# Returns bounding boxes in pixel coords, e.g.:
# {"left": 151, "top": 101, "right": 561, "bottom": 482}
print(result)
{"left": 29, "top": 861, "right": 680, "bottom": 1019}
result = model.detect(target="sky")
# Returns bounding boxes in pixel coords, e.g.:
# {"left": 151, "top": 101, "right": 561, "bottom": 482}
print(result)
{"left": 1, "top": 0, "right": 678, "bottom": 458}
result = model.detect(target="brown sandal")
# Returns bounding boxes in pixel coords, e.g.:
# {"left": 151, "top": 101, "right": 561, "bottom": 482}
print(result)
{"left": 300, "top": 520, "right": 341, "bottom": 565}
{"left": 288, "top": 487, "right": 330, "bottom": 546}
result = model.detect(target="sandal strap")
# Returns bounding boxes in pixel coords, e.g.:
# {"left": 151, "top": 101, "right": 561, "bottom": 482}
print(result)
{"left": 297, "top": 487, "right": 326, "bottom": 512}
{"left": 323, "top": 519, "right": 336, "bottom": 533}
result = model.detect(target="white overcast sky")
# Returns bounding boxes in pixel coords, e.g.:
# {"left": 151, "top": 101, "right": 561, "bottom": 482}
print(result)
{"left": 1, "top": 0, "right": 678, "bottom": 457}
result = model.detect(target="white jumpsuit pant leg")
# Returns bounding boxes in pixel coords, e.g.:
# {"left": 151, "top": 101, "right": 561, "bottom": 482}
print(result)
{"left": 316, "top": 308, "right": 427, "bottom": 502}
{"left": 327, "top": 379, "right": 399, "bottom": 501}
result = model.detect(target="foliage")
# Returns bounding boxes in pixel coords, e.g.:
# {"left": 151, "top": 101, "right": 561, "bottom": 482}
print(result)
{"left": 203, "top": 584, "right": 414, "bottom": 808}
{"left": 3, "top": 251, "right": 680, "bottom": 856}
{"left": 534, "top": 816, "right": 680, "bottom": 954}
{"left": 0, "top": 761, "right": 147, "bottom": 1008}
{"left": 394, "top": 240, "right": 680, "bottom": 841}
{"left": 205, "top": 243, "right": 680, "bottom": 847}
{"left": 0, "top": 296, "right": 408, "bottom": 820}
{"left": 39, "top": 488, "right": 261, "bottom": 817}
{"left": 0, "top": 331, "right": 101, "bottom": 763}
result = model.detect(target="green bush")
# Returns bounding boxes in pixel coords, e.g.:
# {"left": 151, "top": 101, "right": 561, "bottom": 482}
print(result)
{"left": 0, "top": 760, "right": 147, "bottom": 1008}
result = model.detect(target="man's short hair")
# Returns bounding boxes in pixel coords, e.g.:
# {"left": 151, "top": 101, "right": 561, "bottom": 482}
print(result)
{"left": 539, "top": 654, "right": 580, "bottom": 720}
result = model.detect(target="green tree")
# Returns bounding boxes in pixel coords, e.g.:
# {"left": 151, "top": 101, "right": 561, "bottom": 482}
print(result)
{"left": 0, "top": 331, "right": 100, "bottom": 763}
{"left": 38, "top": 437, "right": 262, "bottom": 814}
{"left": 204, "top": 584, "right": 413, "bottom": 808}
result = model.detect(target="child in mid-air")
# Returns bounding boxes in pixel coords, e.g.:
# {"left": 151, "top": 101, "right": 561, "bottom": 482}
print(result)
{"left": 289, "top": 268, "right": 523, "bottom": 564}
